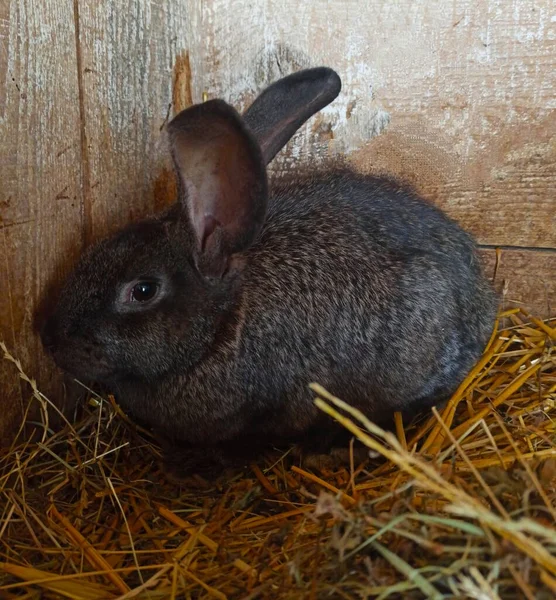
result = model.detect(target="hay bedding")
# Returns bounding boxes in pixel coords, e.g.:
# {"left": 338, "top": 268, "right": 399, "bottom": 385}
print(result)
{"left": 0, "top": 307, "right": 555, "bottom": 599}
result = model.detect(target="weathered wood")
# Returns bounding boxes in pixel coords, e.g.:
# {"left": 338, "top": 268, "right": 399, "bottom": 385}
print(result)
{"left": 480, "top": 249, "right": 555, "bottom": 318}
{"left": 75, "top": 0, "right": 196, "bottom": 240}
{"left": 351, "top": 125, "right": 556, "bottom": 250}
{"left": 0, "top": 0, "right": 83, "bottom": 443}
{"left": 201, "top": 0, "right": 556, "bottom": 249}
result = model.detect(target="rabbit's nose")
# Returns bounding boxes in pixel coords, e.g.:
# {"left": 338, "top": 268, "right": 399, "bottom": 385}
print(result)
{"left": 40, "top": 316, "right": 59, "bottom": 352}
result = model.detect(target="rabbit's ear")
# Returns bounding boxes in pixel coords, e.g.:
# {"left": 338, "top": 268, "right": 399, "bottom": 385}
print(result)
{"left": 168, "top": 99, "right": 268, "bottom": 278}
{"left": 243, "top": 67, "right": 341, "bottom": 164}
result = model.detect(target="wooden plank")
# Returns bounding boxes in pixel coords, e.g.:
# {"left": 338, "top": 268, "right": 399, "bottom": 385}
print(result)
{"left": 351, "top": 123, "right": 556, "bottom": 250}
{"left": 0, "top": 0, "right": 83, "bottom": 443}
{"left": 75, "top": 0, "right": 198, "bottom": 241}
{"left": 480, "top": 249, "right": 555, "bottom": 319}
{"left": 201, "top": 0, "right": 556, "bottom": 249}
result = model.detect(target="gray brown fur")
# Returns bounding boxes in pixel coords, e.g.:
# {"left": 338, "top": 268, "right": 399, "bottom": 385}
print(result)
{"left": 41, "top": 68, "right": 498, "bottom": 461}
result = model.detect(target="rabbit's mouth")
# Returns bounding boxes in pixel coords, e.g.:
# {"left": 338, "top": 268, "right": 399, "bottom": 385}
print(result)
{"left": 41, "top": 317, "right": 119, "bottom": 382}
{"left": 49, "top": 346, "right": 117, "bottom": 384}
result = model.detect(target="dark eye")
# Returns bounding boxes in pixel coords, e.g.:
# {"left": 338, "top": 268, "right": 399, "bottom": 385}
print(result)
{"left": 130, "top": 281, "right": 158, "bottom": 303}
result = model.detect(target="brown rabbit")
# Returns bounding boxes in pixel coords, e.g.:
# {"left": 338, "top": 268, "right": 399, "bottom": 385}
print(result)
{"left": 41, "top": 68, "right": 498, "bottom": 470}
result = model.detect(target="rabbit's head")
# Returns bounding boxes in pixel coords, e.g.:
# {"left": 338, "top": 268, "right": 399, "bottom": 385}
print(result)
{"left": 41, "top": 68, "right": 341, "bottom": 385}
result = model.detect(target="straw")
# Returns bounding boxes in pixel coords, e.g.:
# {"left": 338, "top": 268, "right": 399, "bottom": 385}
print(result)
{"left": 0, "top": 311, "right": 554, "bottom": 598}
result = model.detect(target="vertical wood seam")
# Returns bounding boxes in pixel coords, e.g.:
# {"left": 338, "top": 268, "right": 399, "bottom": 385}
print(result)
{"left": 72, "top": 0, "right": 92, "bottom": 248}
{"left": 1, "top": 227, "right": 23, "bottom": 417}
{"left": 1, "top": 232, "right": 16, "bottom": 347}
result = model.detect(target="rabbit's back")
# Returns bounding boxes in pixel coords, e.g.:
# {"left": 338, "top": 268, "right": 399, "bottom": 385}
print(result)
{"left": 239, "top": 171, "right": 497, "bottom": 419}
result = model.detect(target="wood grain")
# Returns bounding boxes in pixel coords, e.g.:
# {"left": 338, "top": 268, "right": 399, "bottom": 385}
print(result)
{"left": 480, "top": 249, "right": 555, "bottom": 318}
{"left": 0, "top": 0, "right": 83, "bottom": 443}
{"left": 75, "top": 0, "right": 194, "bottom": 240}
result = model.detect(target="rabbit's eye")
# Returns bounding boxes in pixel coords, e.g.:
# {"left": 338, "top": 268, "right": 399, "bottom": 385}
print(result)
{"left": 130, "top": 281, "right": 158, "bottom": 303}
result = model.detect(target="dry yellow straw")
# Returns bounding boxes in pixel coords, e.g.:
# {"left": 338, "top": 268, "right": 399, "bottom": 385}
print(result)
{"left": 49, "top": 505, "right": 130, "bottom": 594}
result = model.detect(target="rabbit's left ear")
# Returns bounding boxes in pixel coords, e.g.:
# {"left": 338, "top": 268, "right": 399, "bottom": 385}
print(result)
{"left": 243, "top": 67, "right": 341, "bottom": 164}
{"left": 168, "top": 99, "right": 268, "bottom": 278}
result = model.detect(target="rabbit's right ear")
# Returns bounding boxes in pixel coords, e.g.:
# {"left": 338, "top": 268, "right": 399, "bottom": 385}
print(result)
{"left": 167, "top": 99, "right": 268, "bottom": 279}
{"left": 243, "top": 67, "right": 341, "bottom": 164}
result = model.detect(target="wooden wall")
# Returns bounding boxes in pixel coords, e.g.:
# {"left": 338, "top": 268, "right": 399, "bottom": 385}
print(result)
{"left": 1, "top": 0, "right": 554, "bottom": 442}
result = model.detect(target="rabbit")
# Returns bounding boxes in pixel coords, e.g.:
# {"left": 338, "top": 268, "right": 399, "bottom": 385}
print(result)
{"left": 41, "top": 67, "right": 498, "bottom": 472}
